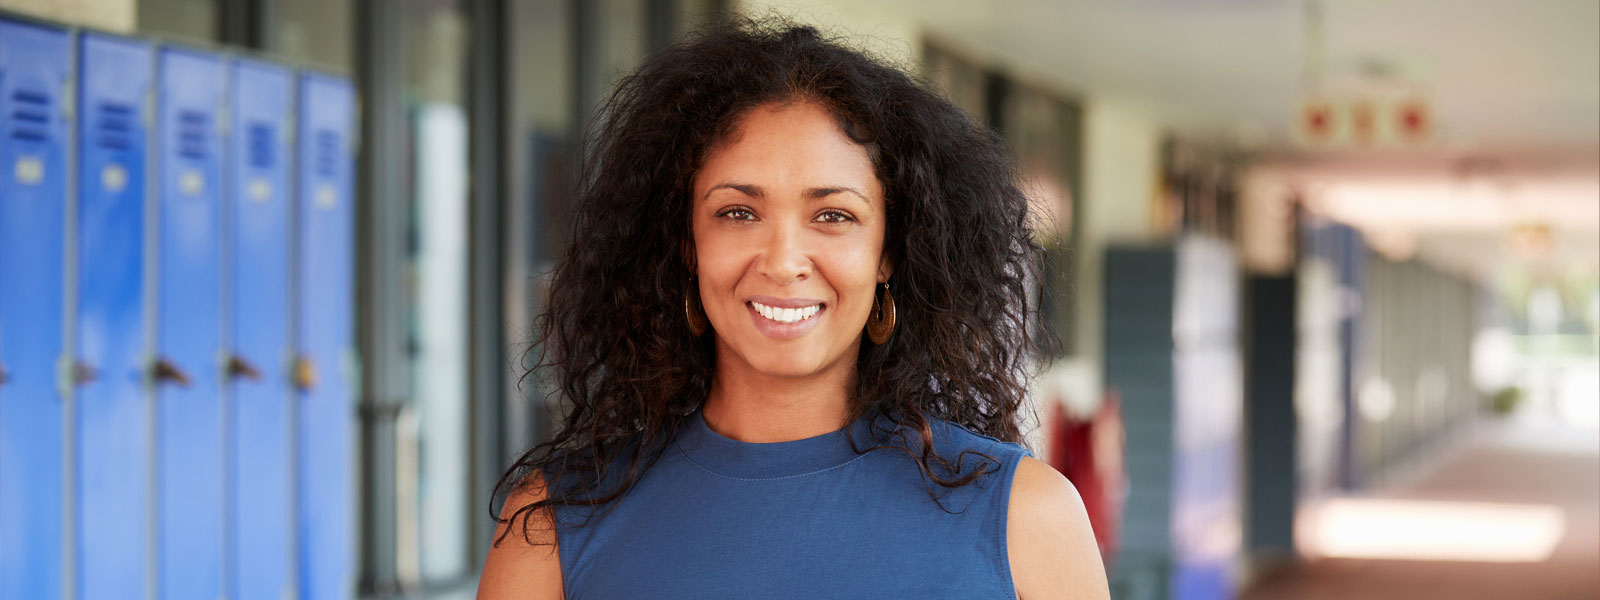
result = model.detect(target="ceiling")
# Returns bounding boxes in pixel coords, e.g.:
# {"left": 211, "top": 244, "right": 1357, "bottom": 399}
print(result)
{"left": 908, "top": 0, "right": 1599, "bottom": 153}
{"left": 1255, "top": 152, "right": 1600, "bottom": 281}
{"left": 897, "top": 0, "right": 1599, "bottom": 281}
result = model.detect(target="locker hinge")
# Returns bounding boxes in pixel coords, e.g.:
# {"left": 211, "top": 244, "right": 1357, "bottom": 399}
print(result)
{"left": 55, "top": 355, "right": 70, "bottom": 398}
{"left": 142, "top": 89, "right": 155, "bottom": 128}
{"left": 60, "top": 78, "right": 75, "bottom": 120}
{"left": 216, "top": 100, "right": 230, "bottom": 137}
{"left": 344, "top": 347, "right": 362, "bottom": 399}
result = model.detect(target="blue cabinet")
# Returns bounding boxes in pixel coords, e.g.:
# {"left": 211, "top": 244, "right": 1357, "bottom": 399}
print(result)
{"left": 156, "top": 45, "right": 226, "bottom": 600}
{"left": 228, "top": 57, "right": 293, "bottom": 600}
{"left": 1104, "top": 237, "right": 1243, "bottom": 600}
{"left": 2, "top": 19, "right": 364, "bottom": 600}
{"left": 75, "top": 31, "right": 153, "bottom": 599}
{"left": 295, "top": 72, "right": 357, "bottom": 600}
{"left": 0, "top": 18, "right": 71, "bottom": 600}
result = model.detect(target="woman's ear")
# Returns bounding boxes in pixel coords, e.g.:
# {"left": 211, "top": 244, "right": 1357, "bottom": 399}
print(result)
{"left": 877, "top": 253, "right": 893, "bottom": 283}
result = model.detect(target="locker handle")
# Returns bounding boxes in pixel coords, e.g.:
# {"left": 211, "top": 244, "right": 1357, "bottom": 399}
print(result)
{"left": 227, "top": 355, "right": 262, "bottom": 381}
{"left": 73, "top": 362, "right": 97, "bottom": 386}
{"left": 152, "top": 358, "right": 192, "bottom": 387}
{"left": 293, "top": 356, "right": 318, "bottom": 392}
{"left": 0, "top": 364, "right": 9, "bottom": 386}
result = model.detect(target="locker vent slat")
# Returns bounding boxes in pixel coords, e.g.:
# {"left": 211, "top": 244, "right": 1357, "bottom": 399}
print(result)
{"left": 247, "top": 122, "right": 274, "bottom": 169}
{"left": 178, "top": 110, "right": 209, "bottom": 160}
{"left": 315, "top": 129, "right": 339, "bottom": 178}
{"left": 97, "top": 101, "right": 135, "bottom": 152}
{"left": 9, "top": 87, "right": 51, "bottom": 142}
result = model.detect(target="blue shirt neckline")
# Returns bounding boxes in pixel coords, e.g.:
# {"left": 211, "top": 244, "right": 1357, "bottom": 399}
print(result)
{"left": 674, "top": 405, "right": 883, "bottom": 480}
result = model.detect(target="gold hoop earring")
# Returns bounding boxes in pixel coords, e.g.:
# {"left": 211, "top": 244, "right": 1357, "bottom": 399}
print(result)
{"left": 866, "top": 282, "right": 895, "bottom": 344}
{"left": 685, "top": 278, "right": 708, "bottom": 336}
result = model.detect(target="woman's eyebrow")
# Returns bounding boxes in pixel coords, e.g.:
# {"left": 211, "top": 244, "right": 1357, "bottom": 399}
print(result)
{"left": 804, "top": 186, "right": 869, "bottom": 203}
{"left": 704, "top": 182, "right": 764, "bottom": 200}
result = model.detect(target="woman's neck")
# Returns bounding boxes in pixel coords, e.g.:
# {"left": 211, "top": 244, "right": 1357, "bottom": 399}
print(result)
{"left": 702, "top": 356, "right": 855, "bottom": 444}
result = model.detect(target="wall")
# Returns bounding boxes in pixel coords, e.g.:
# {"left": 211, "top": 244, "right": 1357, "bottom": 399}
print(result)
{"left": 1062, "top": 100, "right": 1164, "bottom": 411}
{"left": 733, "top": 0, "right": 919, "bottom": 68}
{"left": 0, "top": 0, "right": 134, "bottom": 32}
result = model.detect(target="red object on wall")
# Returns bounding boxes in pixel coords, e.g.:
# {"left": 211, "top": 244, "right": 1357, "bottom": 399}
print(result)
{"left": 1301, "top": 101, "right": 1334, "bottom": 143}
{"left": 1397, "top": 99, "right": 1431, "bottom": 141}
{"left": 1046, "top": 391, "right": 1127, "bottom": 568}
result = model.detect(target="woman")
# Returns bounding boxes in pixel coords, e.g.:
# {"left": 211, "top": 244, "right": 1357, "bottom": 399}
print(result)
{"left": 478, "top": 19, "right": 1108, "bottom": 600}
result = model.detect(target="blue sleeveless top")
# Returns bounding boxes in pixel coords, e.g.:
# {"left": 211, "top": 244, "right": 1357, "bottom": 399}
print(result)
{"left": 552, "top": 407, "right": 1033, "bottom": 599}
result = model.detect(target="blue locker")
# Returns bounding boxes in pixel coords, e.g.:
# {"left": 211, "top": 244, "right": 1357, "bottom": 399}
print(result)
{"left": 156, "top": 46, "right": 226, "bottom": 600}
{"left": 295, "top": 72, "right": 355, "bottom": 600}
{"left": 0, "top": 19, "right": 71, "bottom": 600}
{"left": 76, "top": 32, "right": 153, "bottom": 599}
{"left": 228, "top": 58, "right": 292, "bottom": 600}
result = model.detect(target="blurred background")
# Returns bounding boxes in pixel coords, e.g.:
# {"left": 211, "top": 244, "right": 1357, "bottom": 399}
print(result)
{"left": 0, "top": 0, "right": 1594, "bottom": 599}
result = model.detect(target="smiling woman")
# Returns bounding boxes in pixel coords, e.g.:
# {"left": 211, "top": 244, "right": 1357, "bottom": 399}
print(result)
{"left": 693, "top": 101, "right": 890, "bottom": 393}
{"left": 478, "top": 17, "right": 1108, "bottom": 600}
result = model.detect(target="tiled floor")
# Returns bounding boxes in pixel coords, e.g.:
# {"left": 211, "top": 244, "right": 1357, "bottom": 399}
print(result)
{"left": 1241, "top": 416, "right": 1599, "bottom": 600}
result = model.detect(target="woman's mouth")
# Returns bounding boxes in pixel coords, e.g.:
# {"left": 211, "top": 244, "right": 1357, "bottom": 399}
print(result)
{"left": 745, "top": 298, "right": 826, "bottom": 340}
{"left": 749, "top": 300, "right": 822, "bottom": 324}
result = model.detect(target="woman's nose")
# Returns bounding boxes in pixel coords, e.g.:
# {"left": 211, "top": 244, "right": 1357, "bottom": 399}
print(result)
{"left": 757, "top": 222, "right": 811, "bottom": 283}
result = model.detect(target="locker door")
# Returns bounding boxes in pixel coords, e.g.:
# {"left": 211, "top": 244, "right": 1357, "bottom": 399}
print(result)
{"left": 228, "top": 58, "right": 292, "bottom": 600}
{"left": 156, "top": 46, "right": 225, "bottom": 600}
{"left": 295, "top": 72, "right": 355, "bottom": 600}
{"left": 76, "top": 32, "right": 153, "bottom": 599}
{"left": 0, "top": 19, "right": 70, "bottom": 600}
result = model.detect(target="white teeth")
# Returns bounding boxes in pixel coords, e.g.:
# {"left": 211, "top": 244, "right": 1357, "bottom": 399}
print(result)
{"left": 751, "top": 301, "right": 821, "bottom": 324}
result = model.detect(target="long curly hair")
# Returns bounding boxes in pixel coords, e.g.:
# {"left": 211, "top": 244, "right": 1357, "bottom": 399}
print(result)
{"left": 493, "top": 17, "right": 1048, "bottom": 546}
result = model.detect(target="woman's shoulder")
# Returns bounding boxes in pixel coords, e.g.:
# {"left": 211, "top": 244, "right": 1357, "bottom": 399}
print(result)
{"left": 923, "top": 417, "right": 1033, "bottom": 463}
{"left": 479, "top": 471, "right": 564, "bottom": 599}
{"left": 917, "top": 418, "right": 1110, "bottom": 598}
{"left": 864, "top": 416, "right": 1035, "bottom": 494}
{"left": 1006, "top": 451, "right": 1112, "bottom": 598}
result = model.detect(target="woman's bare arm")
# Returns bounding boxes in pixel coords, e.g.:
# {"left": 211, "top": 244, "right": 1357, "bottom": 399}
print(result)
{"left": 1008, "top": 456, "right": 1111, "bottom": 600}
{"left": 477, "top": 473, "right": 565, "bottom": 600}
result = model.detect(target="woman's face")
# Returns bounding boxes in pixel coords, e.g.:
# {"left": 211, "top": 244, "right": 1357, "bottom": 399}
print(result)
{"left": 691, "top": 100, "right": 890, "bottom": 381}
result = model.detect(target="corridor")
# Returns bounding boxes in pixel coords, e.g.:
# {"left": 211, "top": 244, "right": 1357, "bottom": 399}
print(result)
{"left": 1242, "top": 415, "right": 1599, "bottom": 600}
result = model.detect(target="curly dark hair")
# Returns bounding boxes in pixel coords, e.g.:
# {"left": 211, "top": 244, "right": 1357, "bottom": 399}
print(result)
{"left": 493, "top": 17, "right": 1048, "bottom": 546}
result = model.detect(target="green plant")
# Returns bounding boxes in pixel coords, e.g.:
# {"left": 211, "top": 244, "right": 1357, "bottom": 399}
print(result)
{"left": 1490, "top": 386, "right": 1524, "bottom": 415}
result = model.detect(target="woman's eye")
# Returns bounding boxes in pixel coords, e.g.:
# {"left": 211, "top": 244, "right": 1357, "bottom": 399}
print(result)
{"left": 717, "top": 207, "right": 756, "bottom": 221}
{"left": 815, "top": 210, "right": 855, "bottom": 224}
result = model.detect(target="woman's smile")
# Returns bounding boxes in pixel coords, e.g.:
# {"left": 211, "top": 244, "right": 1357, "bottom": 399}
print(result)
{"left": 746, "top": 296, "right": 827, "bottom": 339}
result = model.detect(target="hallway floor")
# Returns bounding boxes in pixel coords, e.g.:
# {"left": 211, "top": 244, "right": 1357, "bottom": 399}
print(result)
{"left": 1241, "top": 415, "right": 1599, "bottom": 600}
